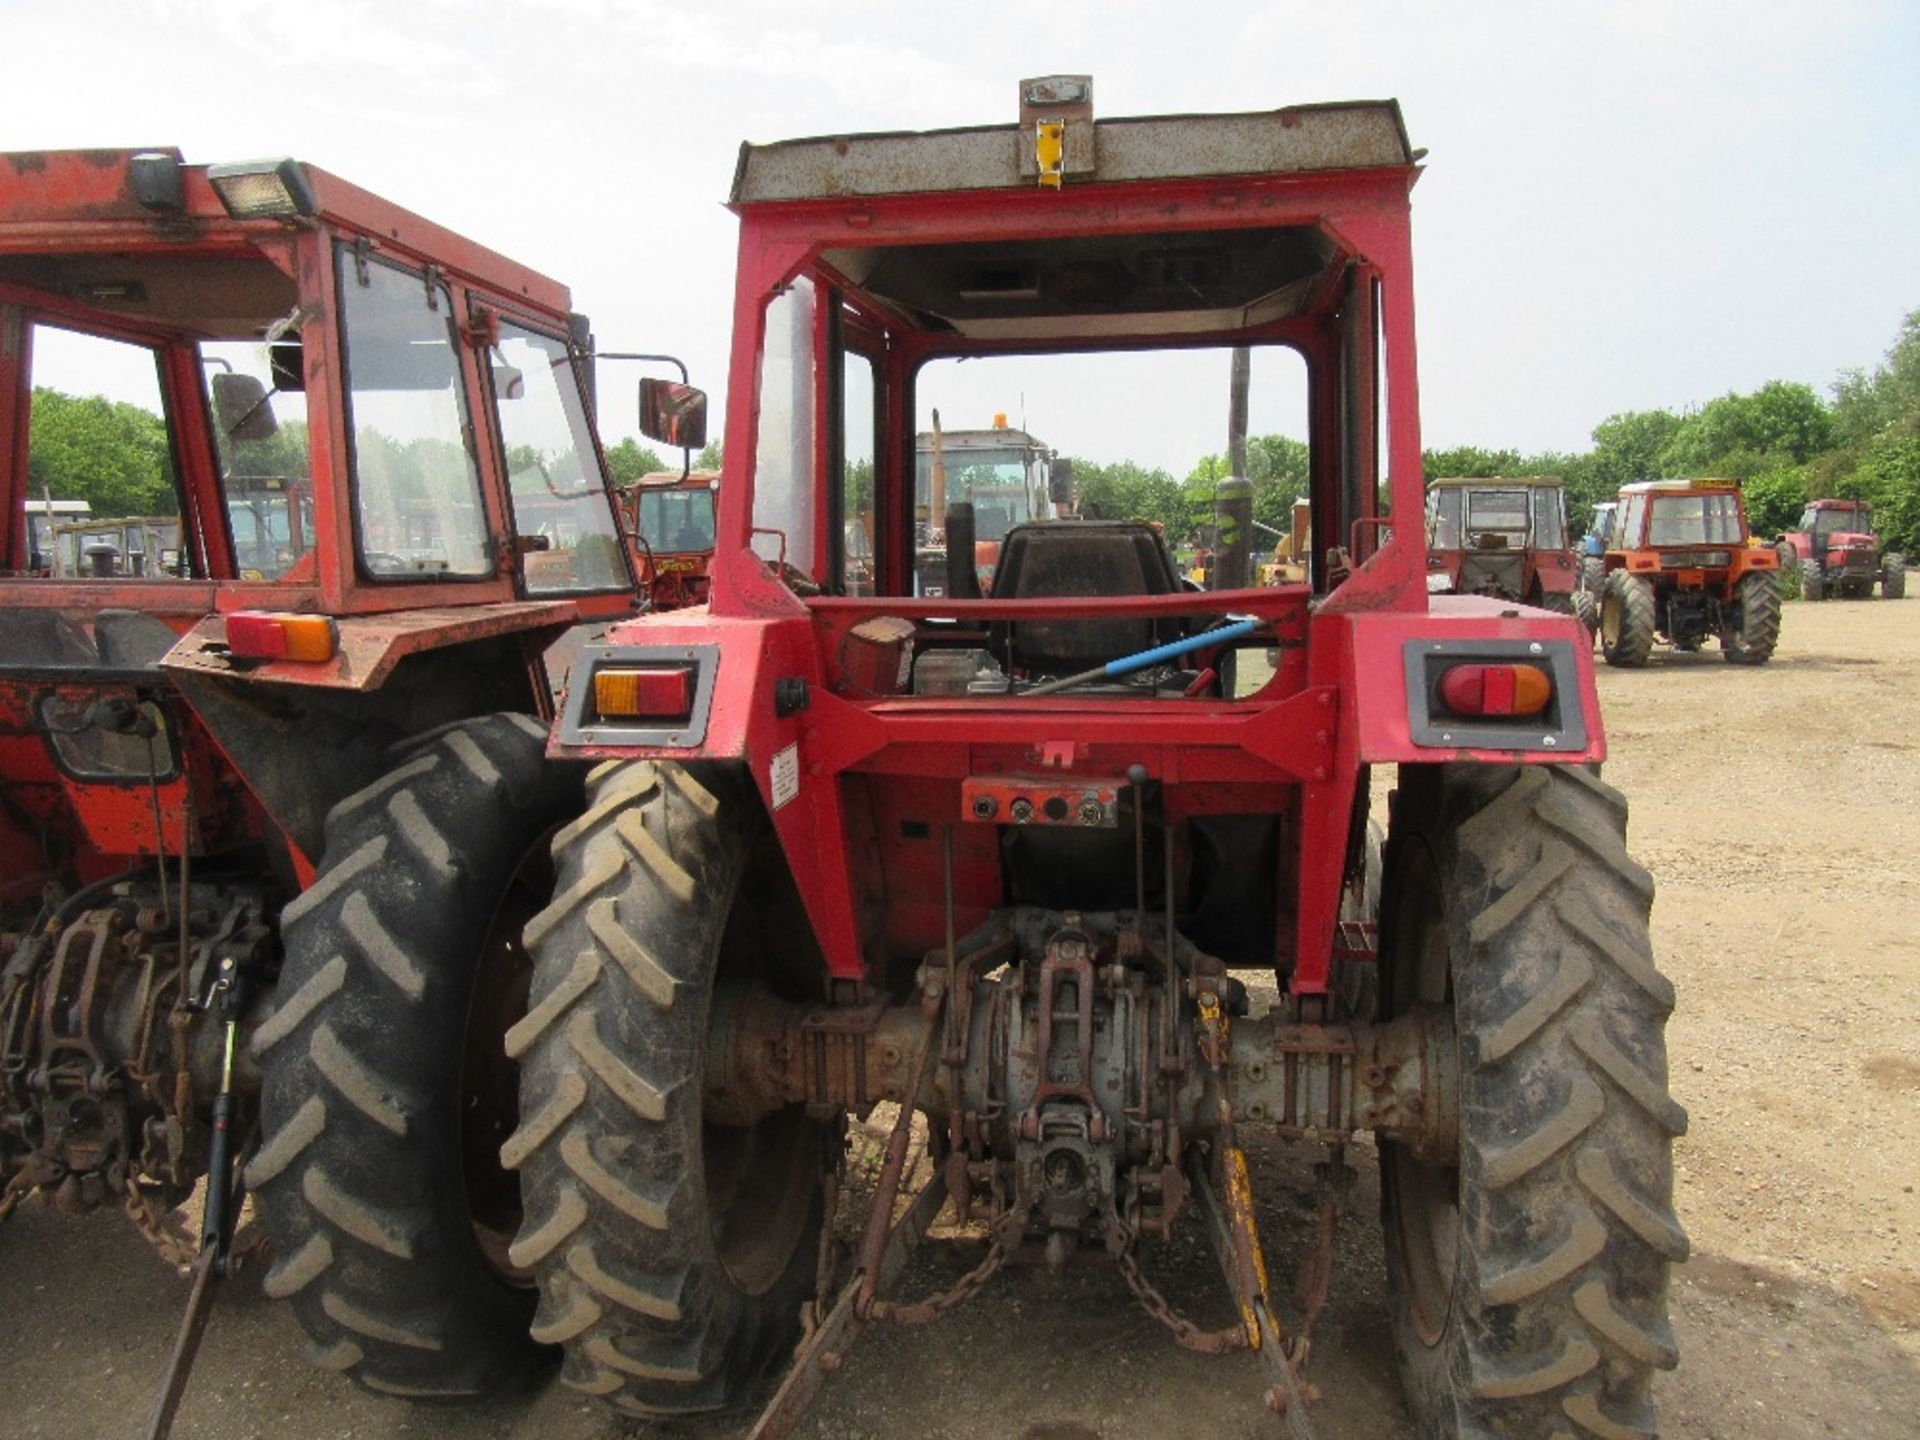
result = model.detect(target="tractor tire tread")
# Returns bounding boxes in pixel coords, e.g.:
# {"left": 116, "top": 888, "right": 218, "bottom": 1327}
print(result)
{"left": 506, "top": 759, "right": 818, "bottom": 1417}
{"left": 253, "top": 713, "right": 581, "bottom": 1398}
{"left": 1384, "top": 765, "right": 1685, "bottom": 1439}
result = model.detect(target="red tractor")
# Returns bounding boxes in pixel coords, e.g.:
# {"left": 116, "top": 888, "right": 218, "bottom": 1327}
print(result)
{"left": 0, "top": 149, "right": 670, "bottom": 1396}
{"left": 1423, "top": 475, "right": 1591, "bottom": 625}
{"left": 1777, "top": 498, "right": 1905, "bottom": 600}
{"left": 501, "top": 79, "right": 1685, "bottom": 1439}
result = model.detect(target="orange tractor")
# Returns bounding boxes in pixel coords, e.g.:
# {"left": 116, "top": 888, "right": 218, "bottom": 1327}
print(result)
{"left": 1588, "top": 478, "right": 1782, "bottom": 666}
{"left": 618, "top": 468, "right": 719, "bottom": 609}
{"left": 0, "top": 148, "right": 692, "bottom": 1414}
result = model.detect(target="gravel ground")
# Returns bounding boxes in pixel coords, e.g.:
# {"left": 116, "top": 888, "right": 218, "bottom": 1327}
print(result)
{"left": 1, "top": 596, "right": 1915, "bottom": 1439}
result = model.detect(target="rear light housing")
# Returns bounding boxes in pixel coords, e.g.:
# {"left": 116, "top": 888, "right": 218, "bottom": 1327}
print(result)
{"left": 1403, "top": 638, "right": 1589, "bottom": 754}
{"left": 225, "top": 611, "right": 338, "bottom": 663}
{"left": 558, "top": 644, "right": 719, "bottom": 749}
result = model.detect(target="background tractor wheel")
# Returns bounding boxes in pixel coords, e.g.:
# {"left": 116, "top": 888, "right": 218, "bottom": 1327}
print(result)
{"left": 1599, "top": 570, "right": 1655, "bottom": 668}
{"left": 506, "top": 760, "right": 829, "bottom": 1419}
{"left": 1883, "top": 556, "right": 1906, "bottom": 599}
{"left": 1538, "top": 588, "right": 1575, "bottom": 616}
{"left": 1800, "top": 559, "right": 1825, "bottom": 601}
{"left": 1571, "top": 587, "right": 1599, "bottom": 638}
{"left": 251, "top": 713, "right": 581, "bottom": 1397}
{"left": 1579, "top": 555, "right": 1607, "bottom": 601}
{"left": 1380, "top": 764, "right": 1686, "bottom": 1440}
{"left": 1724, "top": 569, "right": 1781, "bottom": 665}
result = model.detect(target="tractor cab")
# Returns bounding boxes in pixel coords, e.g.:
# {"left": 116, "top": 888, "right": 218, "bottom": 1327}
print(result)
{"left": 1421, "top": 475, "right": 1581, "bottom": 615}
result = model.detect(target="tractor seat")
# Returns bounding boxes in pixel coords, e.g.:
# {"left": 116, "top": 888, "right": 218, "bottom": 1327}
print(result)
{"left": 989, "top": 521, "right": 1185, "bottom": 675}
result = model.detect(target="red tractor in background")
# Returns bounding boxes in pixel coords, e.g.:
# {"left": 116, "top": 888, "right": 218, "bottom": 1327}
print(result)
{"left": 503, "top": 79, "right": 1686, "bottom": 1439}
{"left": 1777, "top": 498, "right": 1905, "bottom": 600}
{"left": 1422, "top": 475, "right": 1592, "bottom": 626}
{"left": 0, "top": 148, "right": 684, "bottom": 1398}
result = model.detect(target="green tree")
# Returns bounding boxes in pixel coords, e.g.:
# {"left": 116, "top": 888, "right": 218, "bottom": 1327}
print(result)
{"left": 695, "top": 439, "right": 724, "bottom": 470}
{"left": 604, "top": 438, "right": 666, "bottom": 485}
{"left": 1659, "top": 381, "right": 1834, "bottom": 474}
{"left": 25, "top": 388, "right": 176, "bottom": 517}
{"left": 1423, "top": 445, "right": 1524, "bottom": 479}
{"left": 1832, "top": 309, "right": 1920, "bottom": 447}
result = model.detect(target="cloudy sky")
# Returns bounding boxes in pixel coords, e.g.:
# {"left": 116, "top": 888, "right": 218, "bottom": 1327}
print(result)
{"left": 6, "top": 0, "right": 1916, "bottom": 475}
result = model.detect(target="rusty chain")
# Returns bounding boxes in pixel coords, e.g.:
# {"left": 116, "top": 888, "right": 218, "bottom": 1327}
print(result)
{"left": 1114, "top": 1221, "right": 1249, "bottom": 1355}
{"left": 870, "top": 1210, "right": 1018, "bottom": 1327}
{"left": 124, "top": 1182, "right": 199, "bottom": 1272}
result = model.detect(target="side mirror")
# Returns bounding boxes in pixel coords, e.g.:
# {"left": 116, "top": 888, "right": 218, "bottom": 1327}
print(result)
{"left": 267, "top": 339, "right": 304, "bottom": 393}
{"left": 639, "top": 378, "right": 708, "bottom": 450}
{"left": 1048, "top": 457, "right": 1075, "bottom": 508}
{"left": 211, "top": 372, "right": 277, "bottom": 442}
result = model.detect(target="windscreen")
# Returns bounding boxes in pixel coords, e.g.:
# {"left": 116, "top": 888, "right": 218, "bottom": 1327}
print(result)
{"left": 1648, "top": 493, "right": 1743, "bottom": 547}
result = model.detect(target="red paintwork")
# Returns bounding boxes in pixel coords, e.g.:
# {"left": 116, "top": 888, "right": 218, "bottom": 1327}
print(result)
{"left": 2, "top": 149, "right": 636, "bottom": 908}
{"left": 554, "top": 125, "right": 1602, "bottom": 999}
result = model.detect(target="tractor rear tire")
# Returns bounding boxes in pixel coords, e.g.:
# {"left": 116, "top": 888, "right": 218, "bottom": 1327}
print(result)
{"left": 1884, "top": 556, "right": 1906, "bottom": 599}
{"left": 250, "top": 713, "right": 581, "bottom": 1397}
{"left": 1539, "top": 589, "right": 1575, "bottom": 616}
{"left": 1380, "top": 764, "right": 1686, "bottom": 1440}
{"left": 1599, "top": 571, "right": 1655, "bottom": 668}
{"left": 506, "top": 760, "right": 829, "bottom": 1418}
{"left": 1800, "top": 559, "right": 1825, "bottom": 602}
{"left": 1724, "top": 570, "right": 1781, "bottom": 665}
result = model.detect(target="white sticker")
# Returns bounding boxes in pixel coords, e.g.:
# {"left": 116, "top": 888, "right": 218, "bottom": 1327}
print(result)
{"left": 770, "top": 743, "right": 800, "bottom": 810}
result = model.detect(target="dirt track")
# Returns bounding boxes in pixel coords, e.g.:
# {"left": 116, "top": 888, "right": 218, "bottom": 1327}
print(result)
{"left": 2, "top": 599, "right": 1917, "bottom": 1440}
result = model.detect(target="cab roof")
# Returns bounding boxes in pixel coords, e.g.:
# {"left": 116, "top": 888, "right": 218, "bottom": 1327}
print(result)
{"left": 1618, "top": 478, "right": 1743, "bottom": 495}
{"left": 1427, "top": 476, "right": 1563, "bottom": 489}
{"left": 0, "top": 148, "right": 572, "bottom": 318}
{"left": 731, "top": 99, "right": 1415, "bottom": 205}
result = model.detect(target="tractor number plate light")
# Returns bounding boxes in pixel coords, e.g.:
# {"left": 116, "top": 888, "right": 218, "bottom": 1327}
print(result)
{"left": 594, "top": 666, "right": 692, "bottom": 722}
{"left": 225, "top": 611, "right": 338, "bottom": 663}
{"left": 1437, "top": 662, "right": 1551, "bottom": 718}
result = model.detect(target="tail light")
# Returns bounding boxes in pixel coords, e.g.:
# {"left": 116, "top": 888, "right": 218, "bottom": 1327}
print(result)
{"left": 1437, "top": 663, "right": 1552, "bottom": 718}
{"left": 593, "top": 666, "right": 693, "bottom": 722}
{"left": 225, "top": 611, "right": 338, "bottom": 663}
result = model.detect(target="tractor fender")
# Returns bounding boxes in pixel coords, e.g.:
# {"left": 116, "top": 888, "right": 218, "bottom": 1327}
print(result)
{"left": 1339, "top": 598, "right": 1604, "bottom": 767}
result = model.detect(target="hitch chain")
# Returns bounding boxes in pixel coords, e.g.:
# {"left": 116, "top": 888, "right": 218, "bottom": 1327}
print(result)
{"left": 124, "top": 1183, "right": 199, "bottom": 1273}
{"left": 870, "top": 1208, "right": 1016, "bottom": 1326}
{"left": 1114, "top": 1220, "right": 1248, "bottom": 1355}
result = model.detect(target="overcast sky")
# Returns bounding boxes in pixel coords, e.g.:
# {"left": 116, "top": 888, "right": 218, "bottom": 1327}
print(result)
{"left": 7, "top": 0, "right": 1916, "bottom": 476}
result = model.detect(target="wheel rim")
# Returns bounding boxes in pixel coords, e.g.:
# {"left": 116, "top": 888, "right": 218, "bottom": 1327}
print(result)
{"left": 1600, "top": 589, "right": 1622, "bottom": 647}
{"left": 703, "top": 1107, "right": 820, "bottom": 1295}
{"left": 1383, "top": 842, "right": 1461, "bottom": 1348}
{"left": 461, "top": 834, "right": 557, "bottom": 1288}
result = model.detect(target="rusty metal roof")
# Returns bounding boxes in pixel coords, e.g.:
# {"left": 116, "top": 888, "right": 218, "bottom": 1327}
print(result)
{"left": 730, "top": 100, "right": 1415, "bottom": 205}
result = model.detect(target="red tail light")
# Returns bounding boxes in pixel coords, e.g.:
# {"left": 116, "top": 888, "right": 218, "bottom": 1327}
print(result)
{"left": 1438, "top": 663, "right": 1552, "bottom": 718}
{"left": 225, "top": 611, "right": 338, "bottom": 663}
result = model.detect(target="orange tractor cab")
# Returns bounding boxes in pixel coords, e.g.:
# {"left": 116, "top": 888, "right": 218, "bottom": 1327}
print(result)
{"left": 492, "top": 79, "right": 1684, "bottom": 1440}
{"left": 619, "top": 468, "right": 719, "bottom": 609}
{"left": 0, "top": 148, "right": 673, "bottom": 1402}
{"left": 1777, "top": 498, "right": 1905, "bottom": 601}
{"left": 1588, "top": 478, "right": 1781, "bottom": 666}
